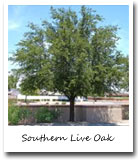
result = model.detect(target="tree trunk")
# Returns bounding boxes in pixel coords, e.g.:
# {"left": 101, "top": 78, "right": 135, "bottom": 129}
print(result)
{"left": 69, "top": 97, "right": 75, "bottom": 122}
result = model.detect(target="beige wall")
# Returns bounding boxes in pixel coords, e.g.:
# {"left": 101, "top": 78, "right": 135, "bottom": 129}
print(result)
{"left": 25, "top": 105, "right": 128, "bottom": 123}
{"left": 57, "top": 105, "right": 128, "bottom": 123}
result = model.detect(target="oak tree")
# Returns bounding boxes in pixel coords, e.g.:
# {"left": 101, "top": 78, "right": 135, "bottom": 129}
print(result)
{"left": 10, "top": 6, "right": 128, "bottom": 121}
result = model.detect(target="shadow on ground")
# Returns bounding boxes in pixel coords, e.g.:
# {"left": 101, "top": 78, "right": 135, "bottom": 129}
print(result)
{"left": 22, "top": 121, "right": 128, "bottom": 126}
{"left": 51, "top": 122, "right": 117, "bottom": 126}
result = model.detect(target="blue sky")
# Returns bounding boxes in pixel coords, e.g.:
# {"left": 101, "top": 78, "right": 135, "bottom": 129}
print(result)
{"left": 8, "top": 5, "right": 129, "bottom": 71}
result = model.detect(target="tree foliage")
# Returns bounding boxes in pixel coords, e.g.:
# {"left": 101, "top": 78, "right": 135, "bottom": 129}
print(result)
{"left": 8, "top": 70, "right": 18, "bottom": 90}
{"left": 10, "top": 6, "right": 129, "bottom": 121}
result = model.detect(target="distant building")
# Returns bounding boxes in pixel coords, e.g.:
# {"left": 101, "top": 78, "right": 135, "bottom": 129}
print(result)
{"left": 40, "top": 89, "right": 62, "bottom": 96}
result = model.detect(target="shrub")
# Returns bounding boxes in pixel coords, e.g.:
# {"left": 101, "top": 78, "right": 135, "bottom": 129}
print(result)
{"left": 62, "top": 102, "right": 66, "bottom": 105}
{"left": 19, "top": 107, "right": 31, "bottom": 120}
{"left": 8, "top": 105, "right": 31, "bottom": 125}
{"left": 35, "top": 107, "right": 60, "bottom": 123}
{"left": 122, "top": 107, "right": 129, "bottom": 120}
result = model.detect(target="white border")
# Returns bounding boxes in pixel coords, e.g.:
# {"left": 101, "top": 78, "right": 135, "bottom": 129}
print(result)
{"left": 4, "top": 0, "right": 133, "bottom": 152}
{"left": 7, "top": 0, "right": 132, "bottom": 5}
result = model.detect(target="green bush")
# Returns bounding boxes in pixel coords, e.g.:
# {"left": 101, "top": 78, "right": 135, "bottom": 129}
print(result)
{"left": 8, "top": 105, "right": 31, "bottom": 125}
{"left": 62, "top": 102, "right": 66, "bottom": 105}
{"left": 35, "top": 107, "right": 60, "bottom": 123}
{"left": 19, "top": 107, "right": 31, "bottom": 120}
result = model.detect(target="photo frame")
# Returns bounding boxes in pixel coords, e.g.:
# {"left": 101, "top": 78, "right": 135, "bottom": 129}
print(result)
{"left": 4, "top": 0, "right": 133, "bottom": 152}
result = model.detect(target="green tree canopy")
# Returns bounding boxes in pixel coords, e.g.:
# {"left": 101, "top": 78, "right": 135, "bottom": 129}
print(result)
{"left": 10, "top": 6, "right": 129, "bottom": 121}
{"left": 8, "top": 70, "right": 18, "bottom": 90}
